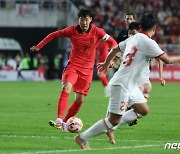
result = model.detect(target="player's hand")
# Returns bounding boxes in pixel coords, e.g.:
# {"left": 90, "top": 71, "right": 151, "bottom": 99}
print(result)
{"left": 160, "top": 78, "right": 165, "bottom": 86}
{"left": 30, "top": 46, "right": 40, "bottom": 52}
{"left": 109, "top": 61, "right": 115, "bottom": 68}
{"left": 97, "top": 62, "right": 109, "bottom": 72}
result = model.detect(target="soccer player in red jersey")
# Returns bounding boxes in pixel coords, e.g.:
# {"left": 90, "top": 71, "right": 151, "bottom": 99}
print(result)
{"left": 30, "top": 8, "right": 117, "bottom": 131}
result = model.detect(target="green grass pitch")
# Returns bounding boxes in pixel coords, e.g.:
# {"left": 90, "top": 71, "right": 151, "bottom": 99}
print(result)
{"left": 0, "top": 81, "right": 179, "bottom": 153}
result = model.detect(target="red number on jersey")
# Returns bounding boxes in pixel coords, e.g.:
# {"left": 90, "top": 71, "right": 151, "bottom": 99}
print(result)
{"left": 83, "top": 46, "right": 88, "bottom": 52}
{"left": 120, "top": 101, "right": 128, "bottom": 111}
{"left": 123, "top": 46, "right": 137, "bottom": 66}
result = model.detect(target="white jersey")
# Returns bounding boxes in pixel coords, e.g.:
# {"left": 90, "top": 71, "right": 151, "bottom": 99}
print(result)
{"left": 109, "top": 33, "right": 164, "bottom": 92}
{"left": 137, "top": 63, "right": 151, "bottom": 86}
{"left": 139, "top": 64, "right": 150, "bottom": 78}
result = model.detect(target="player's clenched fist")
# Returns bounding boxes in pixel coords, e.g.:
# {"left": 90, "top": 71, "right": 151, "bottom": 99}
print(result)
{"left": 30, "top": 46, "right": 40, "bottom": 52}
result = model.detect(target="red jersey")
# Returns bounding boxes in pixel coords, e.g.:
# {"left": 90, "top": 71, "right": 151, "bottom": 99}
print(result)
{"left": 96, "top": 41, "right": 110, "bottom": 63}
{"left": 37, "top": 24, "right": 116, "bottom": 70}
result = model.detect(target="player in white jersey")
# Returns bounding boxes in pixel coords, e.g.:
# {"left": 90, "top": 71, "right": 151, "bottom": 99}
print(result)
{"left": 126, "top": 22, "right": 165, "bottom": 127}
{"left": 115, "top": 22, "right": 164, "bottom": 103}
{"left": 74, "top": 12, "right": 180, "bottom": 150}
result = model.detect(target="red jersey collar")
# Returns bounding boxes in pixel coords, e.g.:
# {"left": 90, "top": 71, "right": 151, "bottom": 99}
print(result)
{"left": 77, "top": 24, "right": 92, "bottom": 33}
{"left": 140, "top": 30, "right": 151, "bottom": 38}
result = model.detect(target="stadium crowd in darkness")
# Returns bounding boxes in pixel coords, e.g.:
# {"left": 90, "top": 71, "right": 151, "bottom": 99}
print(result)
{"left": 1, "top": 0, "right": 178, "bottom": 47}
{"left": 72, "top": 0, "right": 179, "bottom": 51}
{"left": 0, "top": 0, "right": 179, "bottom": 79}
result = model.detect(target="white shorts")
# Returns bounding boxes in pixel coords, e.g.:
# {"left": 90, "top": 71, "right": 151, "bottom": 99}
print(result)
{"left": 108, "top": 85, "right": 146, "bottom": 115}
{"left": 137, "top": 77, "right": 151, "bottom": 87}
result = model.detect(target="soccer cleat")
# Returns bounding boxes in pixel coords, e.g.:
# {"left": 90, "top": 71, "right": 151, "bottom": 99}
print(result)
{"left": 106, "top": 129, "right": 116, "bottom": 144}
{"left": 74, "top": 135, "right": 91, "bottom": 150}
{"left": 61, "top": 122, "right": 68, "bottom": 132}
{"left": 128, "top": 119, "right": 138, "bottom": 127}
{"left": 49, "top": 118, "right": 63, "bottom": 129}
{"left": 126, "top": 106, "right": 132, "bottom": 111}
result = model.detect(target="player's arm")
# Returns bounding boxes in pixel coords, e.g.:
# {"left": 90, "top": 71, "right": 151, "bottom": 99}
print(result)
{"left": 98, "top": 28, "right": 117, "bottom": 49}
{"left": 102, "top": 35, "right": 117, "bottom": 67}
{"left": 110, "top": 52, "right": 123, "bottom": 68}
{"left": 105, "top": 36, "right": 117, "bottom": 49}
{"left": 30, "top": 27, "right": 72, "bottom": 52}
{"left": 111, "top": 57, "right": 118, "bottom": 67}
{"left": 147, "top": 40, "right": 180, "bottom": 65}
{"left": 30, "top": 31, "right": 61, "bottom": 52}
{"left": 97, "top": 45, "right": 121, "bottom": 72}
{"left": 158, "top": 53, "right": 180, "bottom": 64}
{"left": 156, "top": 58, "right": 165, "bottom": 86}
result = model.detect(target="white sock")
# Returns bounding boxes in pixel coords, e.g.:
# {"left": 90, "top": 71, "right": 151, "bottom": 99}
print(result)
{"left": 80, "top": 118, "right": 113, "bottom": 141}
{"left": 112, "top": 109, "right": 143, "bottom": 130}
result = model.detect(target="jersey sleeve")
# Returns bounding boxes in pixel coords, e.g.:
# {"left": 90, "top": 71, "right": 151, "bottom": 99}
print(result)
{"left": 95, "top": 27, "right": 110, "bottom": 41}
{"left": 96, "top": 27, "right": 117, "bottom": 49}
{"left": 144, "top": 40, "right": 164, "bottom": 58}
{"left": 37, "top": 26, "right": 73, "bottom": 49}
{"left": 56, "top": 26, "right": 73, "bottom": 38}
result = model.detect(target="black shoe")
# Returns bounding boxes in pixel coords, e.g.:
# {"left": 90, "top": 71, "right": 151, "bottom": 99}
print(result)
{"left": 126, "top": 107, "right": 132, "bottom": 111}
{"left": 128, "top": 119, "right": 138, "bottom": 127}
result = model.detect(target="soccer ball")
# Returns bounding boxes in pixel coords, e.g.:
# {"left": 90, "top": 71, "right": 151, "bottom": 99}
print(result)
{"left": 67, "top": 117, "right": 83, "bottom": 133}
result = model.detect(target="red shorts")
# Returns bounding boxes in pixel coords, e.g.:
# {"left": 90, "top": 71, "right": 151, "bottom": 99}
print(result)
{"left": 62, "top": 64, "right": 93, "bottom": 95}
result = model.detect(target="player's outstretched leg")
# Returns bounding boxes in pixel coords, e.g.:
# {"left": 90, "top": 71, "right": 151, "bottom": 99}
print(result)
{"left": 74, "top": 135, "right": 91, "bottom": 150}
{"left": 49, "top": 118, "right": 63, "bottom": 129}
{"left": 106, "top": 129, "right": 116, "bottom": 144}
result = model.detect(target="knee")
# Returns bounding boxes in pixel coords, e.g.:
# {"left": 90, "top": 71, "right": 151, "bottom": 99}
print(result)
{"left": 143, "top": 88, "right": 151, "bottom": 95}
{"left": 143, "top": 85, "right": 152, "bottom": 94}
{"left": 62, "top": 83, "right": 72, "bottom": 93}
{"left": 109, "top": 115, "right": 121, "bottom": 126}
{"left": 140, "top": 107, "right": 149, "bottom": 116}
{"left": 111, "top": 119, "right": 120, "bottom": 126}
{"left": 75, "top": 93, "right": 85, "bottom": 103}
{"left": 133, "top": 103, "right": 149, "bottom": 117}
{"left": 62, "top": 86, "right": 69, "bottom": 92}
{"left": 75, "top": 98, "right": 83, "bottom": 104}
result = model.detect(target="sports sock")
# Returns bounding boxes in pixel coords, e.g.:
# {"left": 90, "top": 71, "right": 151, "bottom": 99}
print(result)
{"left": 57, "top": 91, "right": 69, "bottom": 119}
{"left": 112, "top": 109, "right": 143, "bottom": 130}
{"left": 63, "top": 100, "right": 82, "bottom": 122}
{"left": 80, "top": 118, "right": 113, "bottom": 141}
{"left": 99, "top": 75, "right": 108, "bottom": 87}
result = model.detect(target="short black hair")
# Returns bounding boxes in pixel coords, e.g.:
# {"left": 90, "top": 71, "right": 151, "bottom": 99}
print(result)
{"left": 140, "top": 12, "right": 158, "bottom": 31}
{"left": 78, "top": 8, "right": 93, "bottom": 18}
{"left": 128, "top": 22, "right": 140, "bottom": 31}
{"left": 125, "top": 12, "right": 136, "bottom": 19}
